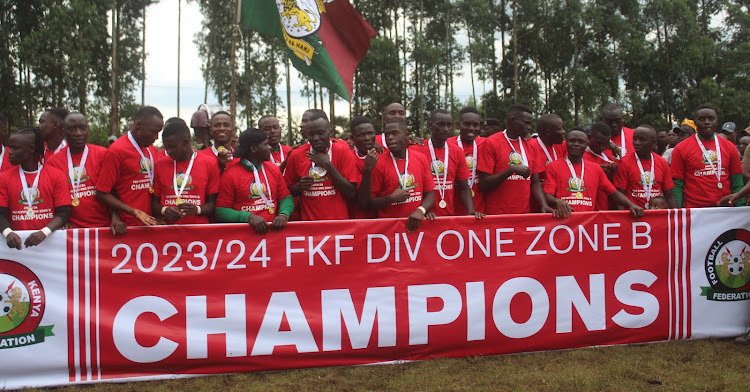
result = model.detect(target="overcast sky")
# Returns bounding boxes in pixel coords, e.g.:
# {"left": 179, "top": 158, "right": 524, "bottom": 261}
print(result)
{"left": 138, "top": 1, "right": 481, "bottom": 130}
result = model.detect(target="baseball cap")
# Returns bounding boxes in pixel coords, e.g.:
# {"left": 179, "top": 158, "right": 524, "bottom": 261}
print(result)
{"left": 481, "top": 118, "right": 500, "bottom": 126}
{"left": 190, "top": 109, "right": 210, "bottom": 128}
{"left": 722, "top": 122, "right": 736, "bottom": 133}
{"left": 107, "top": 135, "right": 118, "bottom": 143}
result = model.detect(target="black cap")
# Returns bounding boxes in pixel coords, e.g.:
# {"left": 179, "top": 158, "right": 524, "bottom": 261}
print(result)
{"left": 481, "top": 118, "right": 500, "bottom": 126}
{"left": 233, "top": 127, "right": 267, "bottom": 158}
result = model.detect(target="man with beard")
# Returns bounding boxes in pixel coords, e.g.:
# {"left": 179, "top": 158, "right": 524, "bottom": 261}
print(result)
{"left": 672, "top": 105, "right": 744, "bottom": 207}
{"left": 0, "top": 128, "right": 71, "bottom": 249}
{"left": 544, "top": 129, "right": 643, "bottom": 217}
{"left": 613, "top": 125, "right": 676, "bottom": 208}
{"left": 413, "top": 109, "right": 477, "bottom": 218}
{"left": 449, "top": 107, "right": 486, "bottom": 214}
{"left": 284, "top": 110, "right": 357, "bottom": 221}
{"left": 259, "top": 115, "right": 292, "bottom": 167}
{"left": 198, "top": 111, "right": 237, "bottom": 172}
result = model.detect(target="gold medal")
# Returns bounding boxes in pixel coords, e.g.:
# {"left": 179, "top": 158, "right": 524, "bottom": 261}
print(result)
{"left": 72, "top": 198, "right": 80, "bottom": 207}
{"left": 26, "top": 207, "right": 34, "bottom": 218}
{"left": 175, "top": 197, "right": 183, "bottom": 205}
{"left": 268, "top": 205, "right": 275, "bottom": 214}
{"left": 471, "top": 189, "right": 475, "bottom": 197}
{"left": 217, "top": 146, "right": 227, "bottom": 153}
{"left": 576, "top": 192, "right": 583, "bottom": 200}
{"left": 149, "top": 186, "right": 154, "bottom": 194}
{"left": 439, "top": 199, "right": 447, "bottom": 209}
{"left": 717, "top": 182, "right": 723, "bottom": 189}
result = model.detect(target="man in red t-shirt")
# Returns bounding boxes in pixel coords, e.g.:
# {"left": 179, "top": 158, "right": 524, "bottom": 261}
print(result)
{"left": 349, "top": 116, "right": 380, "bottom": 219}
{"left": 39, "top": 107, "right": 69, "bottom": 162}
{"left": 198, "top": 111, "right": 237, "bottom": 172}
{"left": 477, "top": 104, "right": 552, "bottom": 215}
{"left": 378, "top": 102, "right": 407, "bottom": 148}
{"left": 672, "top": 105, "right": 744, "bottom": 208}
{"left": 0, "top": 114, "right": 13, "bottom": 173}
{"left": 152, "top": 118, "right": 220, "bottom": 225}
{"left": 284, "top": 109, "right": 357, "bottom": 221}
{"left": 448, "top": 106, "right": 486, "bottom": 215}
{"left": 216, "top": 128, "right": 293, "bottom": 234}
{"left": 544, "top": 129, "right": 644, "bottom": 218}
{"left": 46, "top": 112, "right": 111, "bottom": 229}
{"left": 613, "top": 125, "right": 676, "bottom": 208}
{"left": 0, "top": 128, "right": 71, "bottom": 249}
{"left": 413, "top": 109, "right": 477, "bottom": 218}
{"left": 584, "top": 122, "right": 618, "bottom": 211}
{"left": 359, "top": 118, "right": 435, "bottom": 232}
{"left": 602, "top": 103, "right": 635, "bottom": 159}
{"left": 96, "top": 106, "right": 162, "bottom": 231}
{"left": 259, "top": 115, "right": 293, "bottom": 167}
{"left": 527, "top": 113, "right": 567, "bottom": 211}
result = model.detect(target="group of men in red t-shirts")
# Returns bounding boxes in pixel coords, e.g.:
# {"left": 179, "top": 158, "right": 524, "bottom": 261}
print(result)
{"left": 0, "top": 101, "right": 744, "bottom": 249}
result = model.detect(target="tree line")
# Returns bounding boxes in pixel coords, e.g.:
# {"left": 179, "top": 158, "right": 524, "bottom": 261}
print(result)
{"left": 2, "top": 0, "right": 748, "bottom": 145}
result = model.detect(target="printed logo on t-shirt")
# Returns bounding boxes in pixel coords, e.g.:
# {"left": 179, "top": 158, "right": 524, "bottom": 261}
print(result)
{"left": 309, "top": 166, "right": 328, "bottom": 182}
{"left": 249, "top": 182, "right": 268, "bottom": 199}
{"left": 508, "top": 151, "right": 523, "bottom": 165}
{"left": 567, "top": 177, "right": 586, "bottom": 194}
{"left": 71, "top": 166, "right": 89, "bottom": 183}
{"left": 172, "top": 172, "right": 194, "bottom": 191}
{"left": 399, "top": 173, "right": 417, "bottom": 190}
{"left": 640, "top": 171, "right": 654, "bottom": 186}
{"left": 702, "top": 150, "right": 718, "bottom": 164}
{"left": 139, "top": 157, "right": 153, "bottom": 174}
{"left": 465, "top": 155, "right": 475, "bottom": 170}
{"left": 430, "top": 159, "right": 446, "bottom": 176}
{"left": 17, "top": 190, "right": 41, "bottom": 205}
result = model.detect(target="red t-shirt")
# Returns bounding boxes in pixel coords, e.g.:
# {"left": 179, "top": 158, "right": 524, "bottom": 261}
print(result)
{"left": 611, "top": 127, "right": 635, "bottom": 159}
{"left": 526, "top": 138, "right": 568, "bottom": 212}
{"left": 544, "top": 159, "right": 616, "bottom": 212}
{"left": 0, "top": 145, "right": 14, "bottom": 173}
{"left": 0, "top": 165, "right": 71, "bottom": 230}
{"left": 477, "top": 132, "right": 543, "bottom": 214}
{"left": 671, "top": 135, "right": 742, "bottom": 208}
{"left": 46, "top": 145, "right": 110, "bottom": 228}
{"left": 583, "top": 148, "right": 617, "bottom": 210}
{"left": 153, "top": 152, "right": 221, "bottom": 224}
{"left": 349, "top": 148, "right": 380, "bottom": 219}
{"left": 96, "top": 134, "right": 158, "bottom": 226}
{"left": 217, "top": 160, "right": 291, "bottom": 222}
{"left": 198, "top": 146, "right": 239, "bottom": 170}
{"left": 43, "top": 140, "right": 67, "bottom": 163}
{"left": 448, "top": 136, "right": 486, "bottom": 215}
{"left": 270, "top": 144, "right": 293, "bottom": 166}
{"left": 371, "top": 149, "right": 435, "bottom": 218}
{"left": 411, "top": 141, "right": 470, "bottom": 216}
{"left": 283, "top": 139, "right": 358, "bottom": 221}
{"left": 613, "top": 152, "right": 674, "bottom": 208}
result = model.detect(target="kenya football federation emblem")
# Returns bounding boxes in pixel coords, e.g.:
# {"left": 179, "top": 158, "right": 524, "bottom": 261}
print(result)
{"left": 0, "top": 259, "right": 54, "bottom": 349}
{"left": 701, "top": 229, "right": 750, "bottom": 301}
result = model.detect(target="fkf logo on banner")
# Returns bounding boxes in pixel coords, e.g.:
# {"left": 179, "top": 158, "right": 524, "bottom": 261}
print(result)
{"left": 701, "top": 229, "right": 750, "bottom": 301}
{"left": 0, "top": 259, "right": 54, "bottom": 349}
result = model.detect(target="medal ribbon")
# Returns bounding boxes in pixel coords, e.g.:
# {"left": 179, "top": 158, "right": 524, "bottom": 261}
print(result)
{"left": 565, "top": 157, "right": 584, "bottom": 192}
{"left": 270, "top": 145, "right": 285, "bottom": 165}
{"left": 457, "top": 136, "right": 477, "bottom": 188}
{"left": 391, "top": 150, "right": 409, "bottom": 188}
{"left": 619, "top": 131, "right": 626, "bottom": 158}
{"left": 694, "top": 134, "right": 722, "bottom": 185}
{"left": 537, "top": 137, "right": 557, "bottom": 163}
{"left": 127, "top": 131, "right": 154, "bottom": 187}
{"left": 173, "top": 152, "right": 197, "bottom": 202}
{"left": 635, "top": 152, "right": 655, "bottom": 204}
{"left": 0, "top": 145, "right": 5, "bottom": 172}
{"left": 428, "top": 139, "right": 449, "bottom": 202}
{"left": 66, "top": 146, "right": 89, "bottom": 200}
{"left": 244, "top": 159, "right": 274, "bottom": 207}
{"left": 19, "top": 165, "right": 42, "bottom": 214}
{"left": 503, "top": 130, "right": 528, "bottom": 166}
{"left": 309, "top": 144, "right": 333, "bottom": 172}
{"left": 585, "top": 147, "right": 613, "bottom": 163}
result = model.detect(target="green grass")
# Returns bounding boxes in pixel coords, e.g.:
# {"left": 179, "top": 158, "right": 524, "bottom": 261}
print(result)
{"left": 22, "top": 339, "right": 750, "bottom": 391}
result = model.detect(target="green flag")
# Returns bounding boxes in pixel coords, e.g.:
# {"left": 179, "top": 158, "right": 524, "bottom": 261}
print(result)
{"left": 240, "top": 0, "right": 376, "bottom": 101}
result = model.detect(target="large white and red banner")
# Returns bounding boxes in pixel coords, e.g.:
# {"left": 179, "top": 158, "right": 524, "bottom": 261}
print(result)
{"left": 2, "top": 208, "right": 750, "bottom": 389}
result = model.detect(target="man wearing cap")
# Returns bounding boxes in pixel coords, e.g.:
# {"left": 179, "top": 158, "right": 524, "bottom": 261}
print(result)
{"left": 480, "top": 118, "right": 500, "bottom": 138}
{"left": 216, "top": 128, "right": 293, "bottom": 234}
{"left": 96, "top": 106, "right": 162, "bottom": 230}
{"left": 720, "top": 122, "right": 737, "bottom": 144}
{"left": 284, "top": 110, "right": 357, "bottom": 221}
{"left": 671, "top": 105, "right": 744, "bottom": 208}
{"left": 152, "top": 118, "right": 219, "bottom": 225}
{"left": 258, "top": 115, "right": 292, "bottom": 167}
{"left": 662, "top": 120, "right": 696, "bottom": 164}
{"left": 190, "top": 107, "right": 212, "bottom": 150}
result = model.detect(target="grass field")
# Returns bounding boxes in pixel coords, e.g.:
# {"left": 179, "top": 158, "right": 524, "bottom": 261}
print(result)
{"left": 22, "top": 339, "right": 750, "bottom": 391}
